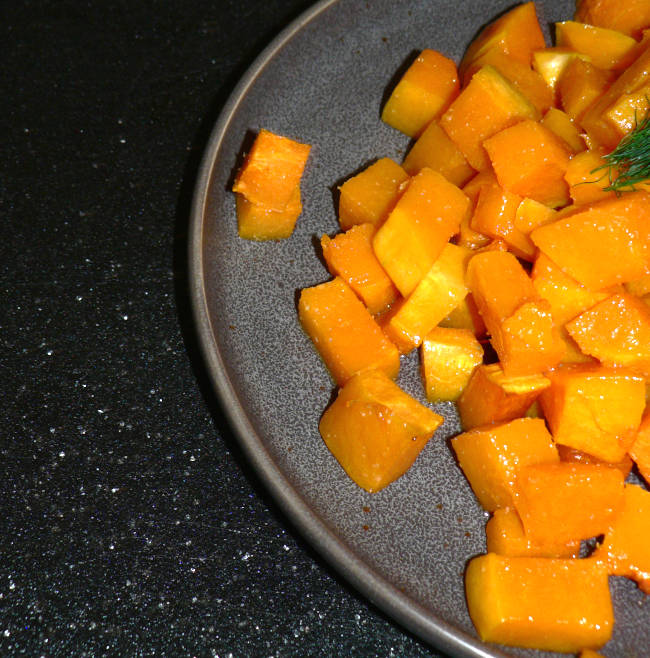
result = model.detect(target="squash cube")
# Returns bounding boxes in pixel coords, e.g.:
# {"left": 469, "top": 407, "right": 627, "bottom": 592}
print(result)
{"left": 420, "top": 327, "right": 483, "bottom": 402}
{"left": 540, "top": 364, "right": 645, "bottom": 463}
{"left": 484, "top": 119, "right": 571, "bottom": 208}
{"left": 451, "top": 417, "right": 558, "bottom": 511}
{"left": 575, "top": 0, "right": 650, "bottom": 38}
{"left": 235, "top": 186, "right": 302, "bottom": 241}
{"left": 540, "top": 107, "right": 584, "bottom": 154}
{"left": 457, "top": 362, "right": 550, "bottom": 430}
{"left": 320, "top": 223, "right": 398, "bottom": 316}
{"left": 563, "top": 149, "right": 619, "bottom": 206}
{"left": 381, "top": 49, "right": 459, "bottom": 138}
{"left": 232, "top": 129, "right": 311, "bottom": 211}
{"left": 530, "top": 191, "right": 650, "bottom": 290}
{"left": 557, "top": 58, "right": 615, "bottom": 122}
{"left": 319, "top": 370, "right": 442, "bottom": 492}
{"left": 298, "top": 277, "right": 400, "bottom": 385}
{"left": 466, "top": 553, "right": 613, "bottom": 652}
{"left": 532, "top": 47, "right": 590, "bottom": 92}
{"left": 440, "top": 66, "right": 538, "bottom": 171}
{"left": 384, "top": 243, "right": 470, "bottom": 354}
{"left": 486, "top": 507, "right": 580, "bottom": 559}
{"left": 593, "top": 483, "right": 650, "bottom": 593}
{"left": 514, "top": 197, "right": 557, "bottom": 235}
{"left": 372, "top": 168, "right": 470, "bottom": 297}
{"left": 557, "top": 444, "right": 634, "bottom": 479}
{"left": 337, "top": 157, "right": 409, "bottom": 230}
{"left": 514, "top": 462, "right": 625, "bottom": 544}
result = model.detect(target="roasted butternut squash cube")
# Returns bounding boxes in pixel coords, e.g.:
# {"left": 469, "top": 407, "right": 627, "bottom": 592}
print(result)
{"left": 321, "top": 223, "right": 398, "bottom": 316}
{"left": 555, "top": 21, "right": 638, "bottom": 70}
{"left": 232, "top": 129, "right": 311, "bottom": 211}
{"left": 384, "top": 243, "right": 470, "bottom": 354}
{"left": 540, "top": 364, "right": 645, "bottom": 462}
{"left": 372, "top": 168, "right": 470, "bottom": 297}
{"left": 628, "top": 411, "right": 650, "bottom": 485}
{"left": 298, "top": 277, "right": 400, "bottom": 385}
{"left": 514, "top": 197, "right": 557, "bottom": 235}
{"left": 540, "top": 107, "right": 584, "bottom": 153}
{"left": 381, "top": 49, "right": 459, "bottom": 138}
{"left": 514, "top": 462, "right": 625, "bottom": 544}
{"left": 532, "top": 47, "right": 590, "bottom": 92}
{"left": 575, "top": 0, "right": 650, "bottom": 38}
{"left": 439, "top": 294, "right": 486, "bottom": 338}
{"left": 566, "top": 292, "right": 650, "bottom": 376}
{"left": 557, "top": 58, "right": 615, "bottom": 122}
{"left": 466, "top": 553, "right": 613, "bottom": 652}
{"left": 451, "top": 417, "right": 558, "bottom": 511}
{"left": 401, "top": 120, "right": 475, "bottom": 186}
{"left": 459, "top": 2, "right": 546, "bottom": 74}
{"left": 563, "top": 149, "right": 619, "bottom": 206}
{"left": 457, "top": 362, "right": 550, "bottom": 430}
{"left": 530, "top": 191, "right": 650, "bottom": 290}
{"left": 319, "top": 370, "right": 442, "bottom": 492}
{"left": 440, "top": 66, "right": 538, "bottom": 171}
{"left": 593, "top": 484, "right": 650, "bottom": 593}
{"left": 420, "top": 327, "right": 483, "bottom": 402}
{"left": 337, "top": 157, "right": 409, "bottom": 230}
{"left": 484, "top": 119, "right": 571, "bottom": 208}
{"left": 235, "top": 186, "right": 302, "bottom": 241}
{"left": 486, "top": 507, "right": 579, "bottom": 559}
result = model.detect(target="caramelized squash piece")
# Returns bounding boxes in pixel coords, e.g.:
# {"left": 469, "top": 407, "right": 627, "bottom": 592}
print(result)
{"left": 575, "top": 0, "right": 650, "bottom": 38}
{"left": 381, "top": 49, "right": 459, "bottom": 138}
{"left": 373, "top": 168, "right": 470, "bottom": 297}
{"left": 530, "top": 191, "right": 650, "bottom": 290}
{"left": 457, "top": 363, "right": 550, "bottom": 430}
{"left": 232, "top": 129, "right": 311, "bottom": 210}
{"left": 298, "top": 277, "right": 400, "bottom": 385}
{"left": 451, "top": 417, "right": 558, "bottom": 511}
{"left": 440, "top": 66, "right": 538, "bottom": 171}
{"left": 420, "top": 327, "right": 483, "bottom": 402}
{"left": 540, "top": 107, "right": 584, "bottom": 153}
{"left": 466, "top": 553, "right": 613, "bottom": 652}
{"left": 321, "top": 223, "right": 398, "bottom": 316}
{"left": 593, "top": 484, "right": 650, "bottom": 593}
{"left": 540, "top": 364, "right": 645, "bottom": 463}
{"left": 235, "top": 186, "right": 302, "bottom": 241}
{"left": 486, "top": 507, "right": 580, "bottom": 559}
{"left": 338, "top": 157, "right": 409, "bottom": 230}
{"left": 557, "top": 58, "right": 615, "bottom": 122}
{"left": 484, "top": 119, "right": 571, "bottom": 208}
{"left": 513, "top": 462, "right": 625, "bottom": 544}
{"left": 514, "top": 197, "right": 557, "bottom": 235}
{"left": 319, "top": 370, "right": 442, "bottom": 492}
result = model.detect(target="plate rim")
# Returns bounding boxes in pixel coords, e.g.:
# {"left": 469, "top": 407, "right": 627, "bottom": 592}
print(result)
{"left": 188, "top": 2, "right": 511, "bottom": 656}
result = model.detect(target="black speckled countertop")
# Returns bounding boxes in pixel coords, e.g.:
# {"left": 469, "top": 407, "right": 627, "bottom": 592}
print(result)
{"left": 1, "top": 1, "right": 444, "bottom": 655}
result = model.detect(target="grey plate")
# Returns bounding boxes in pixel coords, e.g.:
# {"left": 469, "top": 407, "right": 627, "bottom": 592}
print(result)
{"left": 189, "top": 1, "right": 649, "bottom": 655}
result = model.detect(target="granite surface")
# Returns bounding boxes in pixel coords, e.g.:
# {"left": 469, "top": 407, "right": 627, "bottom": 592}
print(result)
{"left": 1, "top": 1, "right": 445, "bottom": 655}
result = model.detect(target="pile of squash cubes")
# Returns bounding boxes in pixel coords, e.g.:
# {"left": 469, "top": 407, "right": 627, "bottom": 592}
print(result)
{"left": 233, "top": 0, "right": 650, "bottom": 653}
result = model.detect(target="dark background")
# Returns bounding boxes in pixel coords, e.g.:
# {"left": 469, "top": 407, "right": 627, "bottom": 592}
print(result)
{"left": 1, "top": 1, "right": 443, "bottom": 655}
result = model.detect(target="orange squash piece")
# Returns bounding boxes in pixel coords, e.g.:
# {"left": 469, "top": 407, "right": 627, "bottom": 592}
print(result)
{"left": 372, "top": 168, "right": 470, "bottom": 297}
{"left": 384, "top": 243, "right": 470, "bottom": 354}
{"left": 530, "top": 191, "right": 650, "bottom": 290}
{"left": 459, "top": 2, "right": 546, "bottom": 74}
{"left": 486, "top": 507, "right": 580, "bottom": 559}
{"left": 514, "top": 197, "right": 557, "bottom": 235}
{"left": 232, "top": 129, "right": 311, "bottom": 211}
{"left": 557, "top": 444, "right": 634, "bottom": 478}
{"left": 469, "top": 179, "right": 534, "bottom": 259}
{"left": 235, "top": 185, "right": 302, "bottom": 241}
{"left": 401, "top": 120, "right": 475, "bottom": 186}
{"left": 320, "top": 223, "right": 398, "bottom": 316}
{"left": 439, "top": 294, "right": 486, "bottom": 338}
{"left": 555, "top": 21, "right": 638, "bottom": 70}
{"left": 532, "top": 47, "right": 590, "bottom": 92}
{"left": 566, "top": 292, "right": 650, "bottom": 376}
{"left": 451, "top": 417, "right": 558, "bottom": 511}
{"left": 319, "top": 369, "right": 442, "bottom": 492}
{"left": 420, "top": 327, "right": 483, "bottom": 402}
{"left": 557, "top": 58, "right": 615, "bottom": 122}
{"left": 457, "top": 363, "right": 550, "bottom": 430}
{"left": 575, "top": 0, "right": 650, "bottom": 38}
{"left": 381, "top": 49, "right": 459, "bottom": 138}
{"left": 337, "top": 157, "right": 409, "bottom": 230}
{"left": 484, "top": 119, "right": 572, "bottom": 208}
{"left": 298, "top": 277, "right": 400, "bottom": 386}
{"left": 539, "top": 364, "right": 645, "bottom": 463}
{"left": 465, "top": 553, "right": 613, "bottom": 653}
{"left": 563, "top": 149, "right": 619, "bottom": 206}
{"left": 628, "top": 411, "right": 650, "bottom": 485}
{"left": 440, "top": 66, "right": 539, "bottom": 171}
{"left": 513, "top": 462, "right": 625, "bottom": 544}
{"left": 593, "top": 483, "right": 650, "bottom": 593}
{"left": 467, "top": 251, "right": 564, "bottom": 376}
{"left": 540, "top": 108, "right": 584, "bottom": 154}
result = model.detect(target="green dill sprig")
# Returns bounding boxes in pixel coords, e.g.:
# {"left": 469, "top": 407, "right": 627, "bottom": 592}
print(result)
{"left": 593, "top": 107, "right": 650, "bottom": 193}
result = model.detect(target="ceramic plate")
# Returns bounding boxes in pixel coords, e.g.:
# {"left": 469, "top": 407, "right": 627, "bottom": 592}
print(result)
{"left": 189, "top": 1, "right": 648, "bottom": 655}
